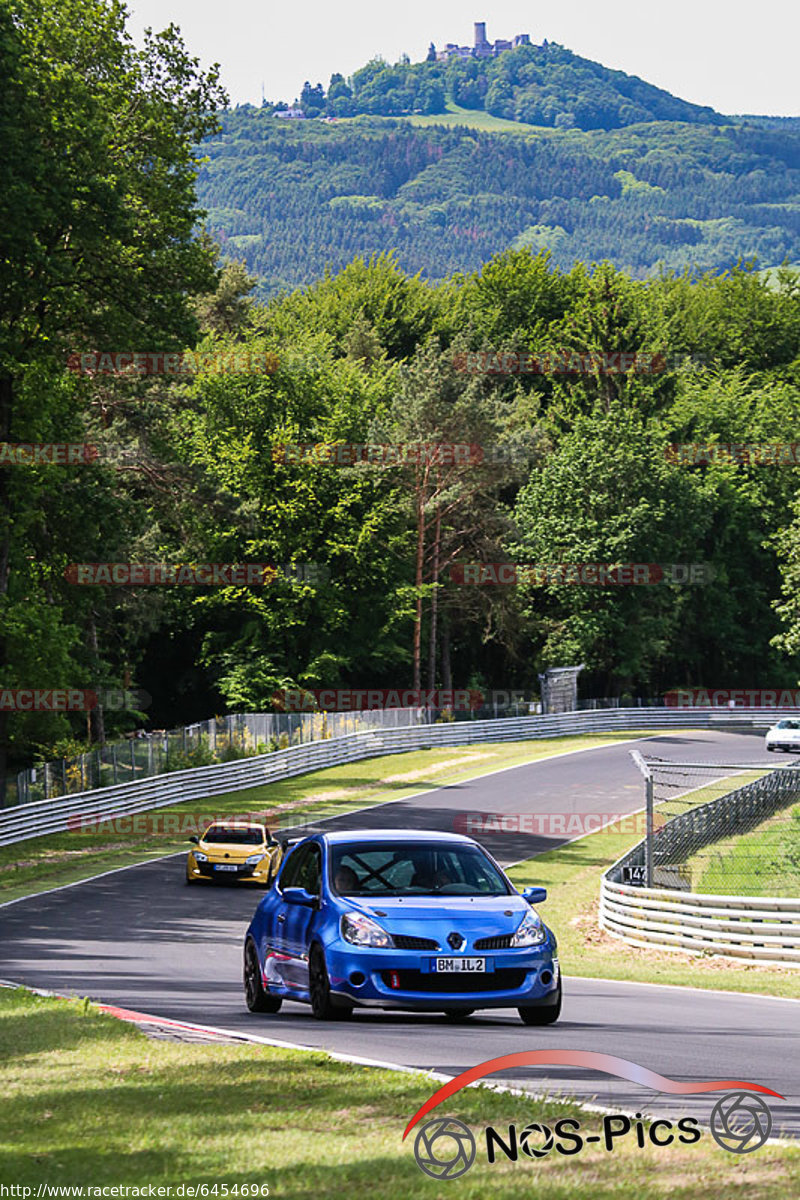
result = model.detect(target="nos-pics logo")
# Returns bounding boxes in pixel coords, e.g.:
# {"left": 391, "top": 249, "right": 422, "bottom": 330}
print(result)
{"left": 404, "top": 1051, "right": 783, "bottom": 1178}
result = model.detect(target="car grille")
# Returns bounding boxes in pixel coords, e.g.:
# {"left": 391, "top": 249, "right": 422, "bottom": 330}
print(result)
{"left": 197, "top": 862, "right": 253, "bottom": 877}
{"left": 392, "top": 934, "right": 439, "bottom": 951}
{"left": 380, "top": 969, "right": 526, "bottom": 993}
{"left": 473, "top": 934, "right": 514, "bottom": 950}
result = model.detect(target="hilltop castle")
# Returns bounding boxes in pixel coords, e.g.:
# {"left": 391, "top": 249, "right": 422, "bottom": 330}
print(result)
{"left": 435, "top": 21, "right": 531, "bottom": 62}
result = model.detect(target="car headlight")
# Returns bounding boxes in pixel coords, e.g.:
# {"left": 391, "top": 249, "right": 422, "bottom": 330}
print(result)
{"left": 341, "top": 912, "right": 394, "bottom": 948}
{"left": 193, "top": 851, "right": 208, "bottom": 863}
{"left": 245, "top": 853, "right": 266, "bottom": 865}
{"left": 510, "top": 911, "right": 547, "bottom": 947}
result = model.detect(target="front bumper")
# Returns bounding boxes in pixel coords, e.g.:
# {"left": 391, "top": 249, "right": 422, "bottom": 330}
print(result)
{"left": 187, "top": 856, "right": 269, "bottom": 882}
{"left": 322, "top": 940, "right": 560, "bottom": 1010}
{"left": 766, "top": 737, "right": 800, "bottom": 751}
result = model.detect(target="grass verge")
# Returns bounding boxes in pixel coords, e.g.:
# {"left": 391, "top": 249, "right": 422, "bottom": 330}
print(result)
{"left": 1, "top": 986, "right": 797, "bottom": 1196}
{"left": 0, "top": 732, "right": 650, "bottom": 906}
{"left": 404, "top": 101, "right": 545, "bottom": 135}
{"left": 506, "top": 809, "right": 800, "bottom": 999}
{"left": 692, "top": 803, "right": 800, "bottom": 896}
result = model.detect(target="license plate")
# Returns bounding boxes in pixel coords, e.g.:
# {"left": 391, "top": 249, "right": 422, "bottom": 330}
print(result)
{"left": 214, "top": 864, "right": 239, "bottom": 872}
{"left": 433, "top": 957, "right": 487, "bottom": 973}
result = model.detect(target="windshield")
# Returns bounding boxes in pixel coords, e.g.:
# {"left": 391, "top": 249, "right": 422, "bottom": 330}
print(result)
{"left": 776, "top": 720, "right": 800, "bottom": 729}
{"left": 203, "top": 827, "right": 264, "bottom": 845}
{"left": 330, "top": 842, "right": 511, "bottom": 897}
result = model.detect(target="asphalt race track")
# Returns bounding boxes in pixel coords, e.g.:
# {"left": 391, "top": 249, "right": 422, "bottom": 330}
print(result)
{"left": 2, "top": 729, "right": 797, "bottom": 1137}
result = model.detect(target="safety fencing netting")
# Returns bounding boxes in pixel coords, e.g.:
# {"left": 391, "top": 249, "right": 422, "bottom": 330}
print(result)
{"left": 622, "top": 754, "right": 800, "bottom": 895}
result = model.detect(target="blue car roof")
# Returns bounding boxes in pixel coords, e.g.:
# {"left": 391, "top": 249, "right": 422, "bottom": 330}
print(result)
{"left": 315, "top": 829, "right": 477, "bottom": 845}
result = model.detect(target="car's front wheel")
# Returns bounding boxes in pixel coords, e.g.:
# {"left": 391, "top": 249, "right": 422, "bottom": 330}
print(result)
{"left": 518, "top": 980, "right": 562, "bottom": 1025}
{"left": 244, "top": 939, "right": 282, "bottom": 1014}
{"left": 308, "top": 944, "right": 352, "bottom": 1020}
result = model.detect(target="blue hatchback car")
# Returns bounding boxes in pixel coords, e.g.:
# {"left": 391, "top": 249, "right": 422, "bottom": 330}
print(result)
{"left": 243, "top": 829, "right": 561, "bottom": 1024}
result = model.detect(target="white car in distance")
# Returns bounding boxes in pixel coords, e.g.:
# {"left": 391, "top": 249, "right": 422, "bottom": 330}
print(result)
{"left": 765, "top": 718, "right": 800, "bottom": 753}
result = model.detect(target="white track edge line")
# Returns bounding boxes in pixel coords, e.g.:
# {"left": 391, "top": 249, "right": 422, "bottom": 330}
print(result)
{"left": 562, "top": 974, "right": 799, "bottom": 1003}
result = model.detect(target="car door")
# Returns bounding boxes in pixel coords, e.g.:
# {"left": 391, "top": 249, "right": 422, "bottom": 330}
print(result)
{"left": 264, "top": 843, "right": 310, "bottom": 991}
{"left": 282, "top": 842, "right": 323, "bottom": 989}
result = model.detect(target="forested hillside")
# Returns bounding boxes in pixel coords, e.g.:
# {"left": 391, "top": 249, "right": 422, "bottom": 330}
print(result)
{"left": 197, "top": 112, "right": 800, "bottom": 297}
{"left": 4, "top": 0, "right": 800, "bottom": 780}
{"left": 283, "top": 41, "right": 725, "bottom": 131}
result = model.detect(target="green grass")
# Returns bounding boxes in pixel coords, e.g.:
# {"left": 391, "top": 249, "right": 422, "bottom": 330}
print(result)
{"left": 0, "top": 732, "right": 650, "bottom": 905}
{"left": 506, "top": 802, "right": 800, "bottom": 999}
{"left": 403, "top": 101, "right": 546, "bottom": 135}
{"left": 2, "top": 986, "right": 797, "bottom": 1196}
{"left": 691, "top": 803, "right": 800, "bottom": 896}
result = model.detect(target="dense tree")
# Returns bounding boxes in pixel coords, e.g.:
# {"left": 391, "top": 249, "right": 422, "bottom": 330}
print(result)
{"left": 0, "top": 0, "right": 225, "bottom": 782}
{"left": 4, "top": 2, "right": 800, "bottom": 776}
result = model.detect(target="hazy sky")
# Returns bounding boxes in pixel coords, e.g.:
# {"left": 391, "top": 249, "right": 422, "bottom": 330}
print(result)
{"left": 126, "top": 1, "right": 799, "bottom": 116}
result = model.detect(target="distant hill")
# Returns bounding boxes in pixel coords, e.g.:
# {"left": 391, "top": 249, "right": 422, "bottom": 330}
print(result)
{"left": 732, "top": 115, "right": 800, "bottom": 130}
{"left": 280, "top": 41, "right": 726, "bottom": 132}
{"left": 197, "top": 109, "right": 800, "bottom": 298}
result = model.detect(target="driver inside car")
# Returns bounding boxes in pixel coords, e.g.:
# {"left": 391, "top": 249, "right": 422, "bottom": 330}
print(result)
{"left": 334, "top": 865, "right": 359, "bottom": 894}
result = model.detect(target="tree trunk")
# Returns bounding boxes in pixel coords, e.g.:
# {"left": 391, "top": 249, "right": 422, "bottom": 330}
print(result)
{"left": 412, "top": 484, "right": 426, "bottom": 693}
{"left": 441, "top": 607, "right": 452, "bottom": 694}
{"left": 87, "top": 610, "right": 106, "bottom": 745}
{"left": 427, "top": 501, "right": 441, "bottom": 692}
{"left": 0, "top": 375, "right": 13, "bottom": 800}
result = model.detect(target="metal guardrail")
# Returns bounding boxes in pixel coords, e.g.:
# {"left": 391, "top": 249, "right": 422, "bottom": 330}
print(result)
{"left": 0, "top": 705, "right": 792, "bottom": 849}
{"left": 5, "top": 708, "right": 424, "bottom": 807}
{"left": 599, "top": 883, "right": 800, "bottom": 965}
{"left": 600, "top": 757, "right": 800, "bottom": 966}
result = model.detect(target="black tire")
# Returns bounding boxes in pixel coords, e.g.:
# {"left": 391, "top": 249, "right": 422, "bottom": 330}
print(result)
{"left": 518, "top": 979, "right": 562, "bottom": 1026}
{"left": 443, "top": 1008, "right": 475, "bottom": 1021}
{"left": 308, "top": 944, "right": 352, "bottom": 1020}
{"left": 766, "top": 745, "right": 775, "bottom": 753}
{"left": 244, "top": 939, "right": 282, "bottom": 1014}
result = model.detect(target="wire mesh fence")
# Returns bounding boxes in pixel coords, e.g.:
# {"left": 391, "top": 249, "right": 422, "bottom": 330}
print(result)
{"left": 2, "top": 708, "right": 425, "bottom": 808}
{"left": 623, "top": 755, "right": 800, "bottom": 896}
{"left": 1, "top": 699, "right": 559, "bottom": 808}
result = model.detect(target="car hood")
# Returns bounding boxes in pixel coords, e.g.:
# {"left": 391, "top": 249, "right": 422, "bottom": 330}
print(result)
{"left": 344, "top": 893, "right": 534, "bottom": 934}
{"left": 199, "top": 842, "right": 265, "bottom": 858}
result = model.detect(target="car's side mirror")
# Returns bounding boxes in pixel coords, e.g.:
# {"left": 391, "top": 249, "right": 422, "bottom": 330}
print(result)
{"left": 522, "top": 886, "right": 547, "bottom": 905}
{"left": 282, "top": 886, "right": 318, "bottom": 908}
{"left": 188, "top": 835, "right": 199, "bottom": 844}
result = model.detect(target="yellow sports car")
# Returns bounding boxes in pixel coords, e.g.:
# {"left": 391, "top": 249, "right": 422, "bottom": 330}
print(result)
{"left": 186, "top": 821, "right": 283, "bottom": 886}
